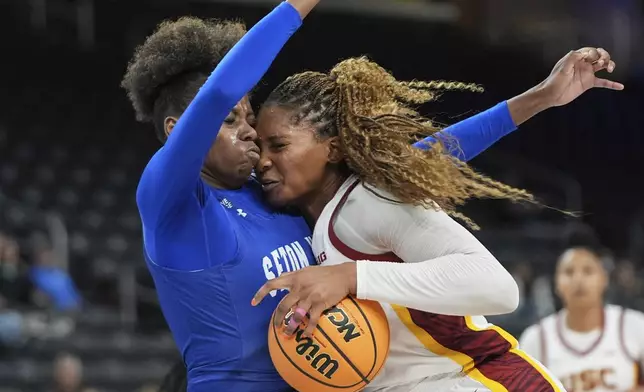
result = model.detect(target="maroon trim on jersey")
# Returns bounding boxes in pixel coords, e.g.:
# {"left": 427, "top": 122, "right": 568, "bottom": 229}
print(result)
{"left": 618, "top": 307, "right": 638, "bottom": 362}
{"left": 539, "top": 322, "right": 548, "bottom": 367}
{"left": 555, "top": 308, "right": 606, "bottom": 356}
{"left": 327, "top": 179, "right": 558, "bottom": 391}
{"left": 473, "top": 350, "right": 559, "bottom": 392}
{"left": 327, "top": 179, "right": 402, "bottom": 263}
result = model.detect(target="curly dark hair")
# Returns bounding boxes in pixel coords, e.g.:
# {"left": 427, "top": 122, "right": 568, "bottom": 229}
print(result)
{"left": 121, "top": 17, "right": 246, "bottom": 141}
{"left": 264, "top": 57, "right": 535, "bottom": 229}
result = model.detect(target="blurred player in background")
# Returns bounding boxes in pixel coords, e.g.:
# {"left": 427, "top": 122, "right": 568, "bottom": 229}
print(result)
{"left": 253, "top": 47, "right": 623, "bottom": 391}
{"left": 520, "top": 244, "right": 644, "bottom": 392}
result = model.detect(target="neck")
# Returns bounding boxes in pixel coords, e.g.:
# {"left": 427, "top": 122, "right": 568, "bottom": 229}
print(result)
{"left": 565, "top": 304, "right": 604, "bottom": 332}
{"left": 200, "top": 169, "right": 244, "bottom": 190}
{"left": 299, "top": 173, "right": 348, "bottom": 228}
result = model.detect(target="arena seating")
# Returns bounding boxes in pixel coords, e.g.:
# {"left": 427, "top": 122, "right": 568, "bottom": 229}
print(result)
{"left": 0, "top": 308, "right": 177, "bottom": 392}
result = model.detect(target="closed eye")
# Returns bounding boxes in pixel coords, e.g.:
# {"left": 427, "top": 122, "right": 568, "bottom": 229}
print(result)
{"left": 224, "top": 113, "right": 236, "bottom": 124}
{"left": 271, "top": 143, "right": 287, "bottom": 151}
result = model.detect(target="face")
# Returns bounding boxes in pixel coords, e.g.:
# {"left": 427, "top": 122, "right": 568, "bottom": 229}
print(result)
{"left": 555, "top": 248, "right": 607, "bottom": 309}
{"left": 255, "top": 105, "right": 336, "bottom": 207}
{"left": 166, "top": 95, "right": 258, "bottom": 189}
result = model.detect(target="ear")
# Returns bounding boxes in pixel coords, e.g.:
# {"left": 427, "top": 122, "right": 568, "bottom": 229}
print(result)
{"left": 327, "top": 136, "right": 344, "bottom": 164}
{"left": 164, "top": 116, "right": 178, "bottom": 138}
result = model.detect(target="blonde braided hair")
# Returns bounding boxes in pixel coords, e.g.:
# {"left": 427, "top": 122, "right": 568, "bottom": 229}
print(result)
{"left": 265, "top": 57, "right": 535, "bottom": 229}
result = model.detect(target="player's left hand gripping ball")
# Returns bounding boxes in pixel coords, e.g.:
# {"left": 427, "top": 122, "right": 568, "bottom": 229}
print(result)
{"left": 252, "top": 262, "right": 358, "bottom": 336}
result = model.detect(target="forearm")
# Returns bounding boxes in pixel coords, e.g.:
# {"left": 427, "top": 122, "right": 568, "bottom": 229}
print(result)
{"left": 414, "top": 102, "right": 516, "bottom": 161}
{"left": 413, "top": 88, "right": 553, "bottom": 161}
{"left": 287, "top": 0, "right": 321, "bottom": 19}
{"left": 506, "top": 85, "right": 552, "bottom": 126}
{"left": 354, "top": 255, "right": 519, "bottom": 316}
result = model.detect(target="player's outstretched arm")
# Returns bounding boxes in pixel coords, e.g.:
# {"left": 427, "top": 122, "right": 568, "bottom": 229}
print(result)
{"left": 414, "top": 47, "right": 623, "bottom": 162}
{"left": 136, "top": 1, "right": 312, "bottom": 228}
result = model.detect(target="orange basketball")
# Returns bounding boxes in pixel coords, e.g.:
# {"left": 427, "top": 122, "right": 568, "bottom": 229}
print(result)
{"left": 268, "top": 296, "right": 390, "bottom": 392}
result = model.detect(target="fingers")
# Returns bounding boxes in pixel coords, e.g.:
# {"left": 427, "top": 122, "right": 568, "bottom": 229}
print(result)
{"left": 590, "top": 48, "right": 616, "bottom": 73}
{"left": 303, "top": 305, "right": 326, "bottom": 337}
{"left": 594, "top": 78, "right": 625, "bottom": 90}
{"left": 252, "top": 272, "right": 292, "bottom": 306}
{"left": 283, "top": 303, "right": 310, "bottom": 336}
{"left": 274, "top": 293, "right": 301, "bottom": 328}
{"left": 563, "top": 47, "right": 619, "bottom": 77}
{"left": 577, "top": 47, "right": 601, "bottom": 63}
{"left": 562, "top": 50, "right": 587, "bottom": 75}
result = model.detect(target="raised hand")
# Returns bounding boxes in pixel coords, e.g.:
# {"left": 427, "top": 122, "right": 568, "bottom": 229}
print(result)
{"left": 539, "top": 47, "right": 624, "bottom": 107}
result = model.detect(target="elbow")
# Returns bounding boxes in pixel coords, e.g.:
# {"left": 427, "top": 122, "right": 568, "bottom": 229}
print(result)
{"left": 135, "top": 181, "right": 153, "bottom": 225}
{"left": 136, "top": 173, "right": 162, "bottom": 228}
{"left": 485, "top": 269, "right": 520, "bottom": 315}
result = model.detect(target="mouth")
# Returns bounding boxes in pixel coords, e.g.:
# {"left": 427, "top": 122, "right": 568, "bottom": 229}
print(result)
{"left": 246, "top": 146, "right": 260, "bottom": 164}
{"left": 572, "top": 288, "right": 588, "bottom": 297}
{"left": 261, "top": 179, "right": 280, "bottom": 192}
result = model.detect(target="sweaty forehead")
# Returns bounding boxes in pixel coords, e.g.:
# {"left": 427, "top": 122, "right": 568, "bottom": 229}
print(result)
{"left": 256, "top": 105, "right": 314, "bottom": 139}
{"left": 234, "top": 96, "right": 252, "bottom": 112}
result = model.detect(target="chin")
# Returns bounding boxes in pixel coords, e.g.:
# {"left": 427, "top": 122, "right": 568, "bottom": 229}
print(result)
{"left": 237, "top": 163, "right": 255, "bottom": 179}
{"left": 266, "top": 193, "right": 288, "bottom": 208}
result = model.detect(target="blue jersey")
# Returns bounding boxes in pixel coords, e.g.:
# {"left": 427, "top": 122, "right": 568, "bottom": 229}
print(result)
{"left": 135, "top": 1, "right": 519, "bottom": 390}
{"left": 136, "top": 3, "right": 306, "bottom": 391}
{"left": 145, "top": 179, "right": 311, "bottom": 391}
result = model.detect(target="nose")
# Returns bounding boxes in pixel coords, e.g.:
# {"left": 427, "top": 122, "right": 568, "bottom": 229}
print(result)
{"left": 239, "top": 121, "right": 258, "bottom": 142}
{"left": 257, "top": 149, "right": 273, "bottom": 174}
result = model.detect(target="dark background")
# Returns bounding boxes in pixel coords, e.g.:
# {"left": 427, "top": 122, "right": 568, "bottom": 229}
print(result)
{"left": 0, "top": 1, "right": 643, "bottom": 391}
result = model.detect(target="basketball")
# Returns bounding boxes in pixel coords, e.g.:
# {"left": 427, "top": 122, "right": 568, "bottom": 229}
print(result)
{"left": 268, "top": 296, "right": 390, "bottom": 392}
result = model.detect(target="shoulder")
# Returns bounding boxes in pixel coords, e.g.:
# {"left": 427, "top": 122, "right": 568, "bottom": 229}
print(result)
{"left": 612, "top": 306, "right": 644, "bottom": 361}
{"left": 620, "top": 306, "right": 644, "bottom": 330}
{"left": 520, "top": 323, "right": 542, "bottom": 344}
{"left": 522, "top": 312, "right": 558, "bottom": 339}
{"left": 344, "top": 181, "right": 453, "bottom": 228}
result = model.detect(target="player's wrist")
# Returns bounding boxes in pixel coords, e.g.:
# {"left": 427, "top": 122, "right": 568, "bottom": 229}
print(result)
{"left": 338, "top": 261, "right": 358, "bottom": 296}
{"left": 507, "top": 86, "right": 552, "bottom": 126}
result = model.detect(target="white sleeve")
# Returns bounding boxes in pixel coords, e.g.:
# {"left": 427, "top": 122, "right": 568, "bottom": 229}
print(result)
{"left": 518, "top": 324, "right": 542, "bottom": 361}
{"left": 333, "top": 184, "right": 519, "bottom": 316}
{"left": 622, "top": 309, "right": 644, "bottom": 364}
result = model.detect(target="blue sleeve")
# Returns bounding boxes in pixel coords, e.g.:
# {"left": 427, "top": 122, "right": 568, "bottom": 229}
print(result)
{"left": 413, "top": 101, "right": 516, "bottom": 162}
{"left": 136, "top": 1, "right": 302, "bottom": 229}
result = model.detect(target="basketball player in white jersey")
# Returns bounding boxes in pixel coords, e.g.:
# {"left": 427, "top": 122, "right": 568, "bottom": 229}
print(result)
{"left": 253, "top": 47, "right": 622, "bottom": 391}
{"left": 519, "top": 245, "right": 644, "bottom": 392}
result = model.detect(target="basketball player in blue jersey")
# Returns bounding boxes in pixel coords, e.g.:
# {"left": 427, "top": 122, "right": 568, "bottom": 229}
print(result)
{"left": 121, "top": 0, "right": 619, "bottom": 389}
{"left": 121, "top": 2, "right": 321, "bottom": 391}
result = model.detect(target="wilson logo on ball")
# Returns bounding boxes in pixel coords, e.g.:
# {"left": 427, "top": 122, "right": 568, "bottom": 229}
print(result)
{"left": 294, "top": 329, "right": 340, "bottom": 379}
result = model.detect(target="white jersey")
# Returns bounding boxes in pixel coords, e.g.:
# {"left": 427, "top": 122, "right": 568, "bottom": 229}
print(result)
{"left": 520, "top": 305, "right": 644, "bottom": 392}
{"left": 312, "top": 177, "right": 564, "bottom": 392}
